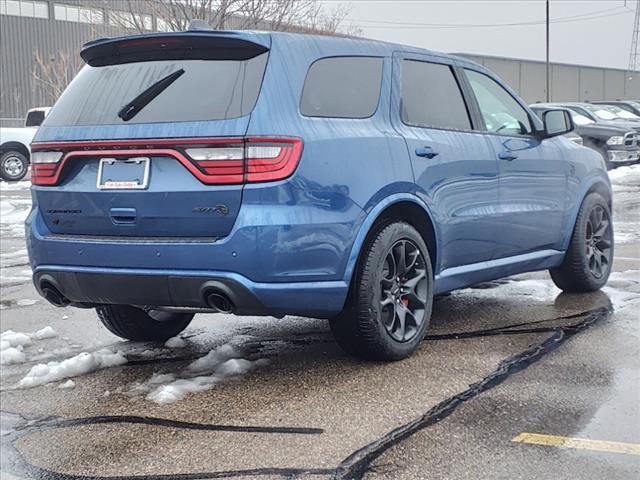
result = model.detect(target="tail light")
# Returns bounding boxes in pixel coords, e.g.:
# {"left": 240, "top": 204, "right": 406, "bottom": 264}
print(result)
{"left": 31, "top": 151, "right": 63, "bottom": 185}
{"left": 30, "top": 137, "right": 303, "bottom": 186}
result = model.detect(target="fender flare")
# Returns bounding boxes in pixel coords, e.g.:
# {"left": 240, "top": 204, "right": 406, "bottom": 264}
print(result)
{"left": 0, "top": 141, "right": 31, "bottom": 162}
{"left": 342, "top": 192, "right": 439, "bottom": 285}
{"left": 560, "top": 175, "right": 612, "bottom": 251}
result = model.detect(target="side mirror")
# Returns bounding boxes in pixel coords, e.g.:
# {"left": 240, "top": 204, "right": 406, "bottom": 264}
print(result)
{"left": 540, "top": 109, "right": 574, "bottom": 139}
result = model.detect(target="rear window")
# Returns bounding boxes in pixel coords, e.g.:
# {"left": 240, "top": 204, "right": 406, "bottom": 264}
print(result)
{"left": 401, "top": 60, "right": 471, "bottom": 130}
{"left": 43, "top": 53, "right": 268, "bottom": 126}
{"left": 300, "top": 56, "right": 383, "bottom": 118}
{"left": 25, "top": 110, "right": 46, "bottom": 127}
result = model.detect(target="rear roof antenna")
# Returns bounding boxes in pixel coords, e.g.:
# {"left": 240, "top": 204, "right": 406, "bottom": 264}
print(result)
{"left": 187, "top": 19, "right": 213, "bottom": 31}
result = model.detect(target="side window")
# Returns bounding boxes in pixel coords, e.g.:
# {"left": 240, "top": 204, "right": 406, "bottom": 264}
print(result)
{"left": 401, "top": 60, "right": 471, "bottom": 130}
{"left": 300, "top": 57, "right": 383, "bottom": 118}
{"left": 465, "top": 69, "right": 532, "bottom": 136}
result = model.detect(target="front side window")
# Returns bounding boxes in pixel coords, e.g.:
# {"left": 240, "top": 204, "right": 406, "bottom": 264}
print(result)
{"left": 300, "top": 56, "right": 383, "bottom": 118}
{"left": 465, "top": 69, "right": 531, "bottom": 136}
{"left": 401, "top": 60, "right": 471, "bottom": 130}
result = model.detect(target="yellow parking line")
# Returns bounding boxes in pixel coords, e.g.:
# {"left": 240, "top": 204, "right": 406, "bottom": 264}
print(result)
{"left": 512, "top": 433, "right": 640, "bottom": 456}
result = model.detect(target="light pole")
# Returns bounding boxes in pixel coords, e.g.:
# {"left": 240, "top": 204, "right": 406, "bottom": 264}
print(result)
{"left": 546, "top": 0, "right": 550, "bottom": 102}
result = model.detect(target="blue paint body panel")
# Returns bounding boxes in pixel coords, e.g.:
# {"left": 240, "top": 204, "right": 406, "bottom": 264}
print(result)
{"left": 27, "top": 31, "right": 611, "bottom": 318}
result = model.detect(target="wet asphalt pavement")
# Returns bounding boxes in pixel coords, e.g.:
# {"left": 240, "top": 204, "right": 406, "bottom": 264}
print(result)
{"left": 0, "top": 168, "right": 639, "bottom": 479}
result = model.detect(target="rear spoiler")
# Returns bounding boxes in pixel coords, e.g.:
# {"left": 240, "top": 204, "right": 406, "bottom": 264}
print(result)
{"left": 81, "top": 32, "right": 270, "bottom": 67}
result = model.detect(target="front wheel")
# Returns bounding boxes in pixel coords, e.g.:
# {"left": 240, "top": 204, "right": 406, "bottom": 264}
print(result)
{"left": 96, "top": 305, "right": 194, "bottom": 341}
{"left": 330, "top": 222, "right": 434, "bottom": 361}
{"left": 0, "top": 151, "right": 29, "bottom": 181}
{"left": 550, "top": 192, "right": 613, "bottom": 292}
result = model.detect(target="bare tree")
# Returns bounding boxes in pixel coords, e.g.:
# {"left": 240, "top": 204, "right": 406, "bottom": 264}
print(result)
{"left": 111, "top": 0, "right": 358, "bottom": 36}
{"left": 31, "top": 49, "right": 84, "bottom": 107}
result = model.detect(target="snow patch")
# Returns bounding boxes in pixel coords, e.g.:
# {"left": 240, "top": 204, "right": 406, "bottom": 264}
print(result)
{"left": 17, "top": 349, "right": 127, "bottom": 388}
{"left": 0, "top": 331, "right": 32, "bottom": 348}
{"left": 0, "top": 181, "right": 31, "bottom": 191}
{"left": 31, "top": 326, "right": 57, "bottom": 340}
{"left": 131, "top": 344, "right": 267, "bottom": 404}
{"left": 164, "top": 336, "right": 187, "bottom": 349}
{"left": 187, "top": 343, "right": 236, "bottom": 373}
{"left": 58, "top": 379, "right": 76, "bottom": 389}
{"left": 0, "top": 347, "right": 26, "bottom": 365}
{"left": 609, "top": 164, "right": 640, "bottom": 189}
{"left": 16, "top": 299, "right": 37, "bottom": 307}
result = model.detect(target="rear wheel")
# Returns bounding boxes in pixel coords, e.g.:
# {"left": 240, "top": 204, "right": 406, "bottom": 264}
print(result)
{"left": 550, "top": 192, "right": 613, "bottom": 292}
{"left": 96, "top": 305, "right": 194, "bottom": 341}
{"left": 330, "top": 222, "right": 434, "bottom": 361}
{"left": 0, "top": 151, "right": 28, "bottom": 181}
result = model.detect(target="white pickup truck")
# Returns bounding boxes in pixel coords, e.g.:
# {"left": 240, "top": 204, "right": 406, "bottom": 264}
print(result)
{"left": 0, "top": 107, "right": 50, "bottom": 181}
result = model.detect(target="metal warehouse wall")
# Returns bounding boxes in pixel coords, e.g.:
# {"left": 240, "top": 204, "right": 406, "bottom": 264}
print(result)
{"left": 2, "top": 1, "right": 639, "bottom": 121}
{"left": 1, "top": 17, "right": 113, "bottom": 123}
{"left": 460, "top": 54, "right": 640, "bottom": 104}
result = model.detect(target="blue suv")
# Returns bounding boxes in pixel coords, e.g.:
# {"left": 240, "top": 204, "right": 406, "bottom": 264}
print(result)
{"left": 26, "top": 29, "right": 613, "bottom": 360}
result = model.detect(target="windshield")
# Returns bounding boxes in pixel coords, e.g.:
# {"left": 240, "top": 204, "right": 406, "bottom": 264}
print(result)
{"left": 603, "top": 105, "right": 640, "bottom": 120}
{"left": 568, "top": 111, "right": 594, "bottom": 126}
{"left": 581, "top": 104, "right": 618, "bottom": 120}
{"left": 43, "top": 53, "right": 268, "bottom": 126}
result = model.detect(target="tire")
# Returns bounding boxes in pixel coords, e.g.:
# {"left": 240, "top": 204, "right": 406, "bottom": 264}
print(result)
{"left": 550, "top": 192, "right": 614, "bottom": 292}
{"left": 96, "top": 305, "right": 194, "bottom": 341}
{"left": 330, "top": 222, "right": 434, "bottom": 361}
{"left": 0, "top": 150, "right": 29, "bottom": 181}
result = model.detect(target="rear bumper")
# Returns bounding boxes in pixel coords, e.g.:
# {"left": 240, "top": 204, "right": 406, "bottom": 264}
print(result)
{"left": 26, "top": 197, "right": 362, "bottom": 317}
{"left": 33, "top": 265, "right": 347, "bottom": 318}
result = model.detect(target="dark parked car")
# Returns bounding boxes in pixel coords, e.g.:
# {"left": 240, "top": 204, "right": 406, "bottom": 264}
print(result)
{"left": 531, "top": 105, "right": 639, "bottom": 169}
{"left": 592, "top": 100, "right": 640, "bottom": 117}
{"left": 27, "top": 28, "right": 613, "bottom": 361}
{"left": 548, "top": 102, "right": 640, "bottom": 131}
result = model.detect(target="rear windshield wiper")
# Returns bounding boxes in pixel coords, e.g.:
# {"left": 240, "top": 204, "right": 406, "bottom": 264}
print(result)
{"left": 118, "top": 68, "right": 185, "bottom": 122}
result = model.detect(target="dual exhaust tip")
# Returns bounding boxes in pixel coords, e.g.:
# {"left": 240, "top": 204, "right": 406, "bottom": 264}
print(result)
{"left": 40, "top": 281, "right": 70, "bottom": 307}
{"left": 205, "top": 291, "right": 234, "bottom": 314}
{"left": 39, "top": 280, "right": 235, "bottom": 314}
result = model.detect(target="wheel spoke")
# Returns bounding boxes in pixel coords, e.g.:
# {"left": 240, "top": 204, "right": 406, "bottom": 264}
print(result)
{"left": 394, "top": 241, "right": 407, "bottom": 275}
{"left": 380, "top": 295, "right": 395, "bottom": 308}
{"left": 395, "top": 304, "right": 407, "bottom": 341}
{"left": 591, "top": 207, "right": 602, "bottom": 230}
{"left": 381, "top": 253, "right": 396, "bottom": 287}
{"left": 402, "top": 269, "right": 427, "bottom": 303}
{"left": 594, "top": 219, "right": 609, "bottom": 237}
{"left": 406, "top": 248, "right": 420, "bottom": 272}
{"left": 594, "top": 254, "right": 602, "bottom": 276}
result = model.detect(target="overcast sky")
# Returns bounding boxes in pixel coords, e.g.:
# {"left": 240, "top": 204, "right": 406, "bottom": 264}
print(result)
{"left": 333, "top": 0, "right": 636, "bottom": 70}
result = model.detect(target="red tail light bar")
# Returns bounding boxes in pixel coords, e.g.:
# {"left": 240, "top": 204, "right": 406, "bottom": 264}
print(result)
{"left": 30, "top": 137, "right": 303, "bottom": 186}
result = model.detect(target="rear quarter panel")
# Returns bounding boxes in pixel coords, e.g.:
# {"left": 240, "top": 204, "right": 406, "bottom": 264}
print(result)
{"left": 244, "top": 35, "right": 414, "bottom": 282}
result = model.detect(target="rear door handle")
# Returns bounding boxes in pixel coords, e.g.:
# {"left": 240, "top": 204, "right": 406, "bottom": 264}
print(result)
{"left": 498, "top": 151, "right": 518, "bottom": 161}
{"left": 415, "top": 146, "right": 439, "bottom": 159}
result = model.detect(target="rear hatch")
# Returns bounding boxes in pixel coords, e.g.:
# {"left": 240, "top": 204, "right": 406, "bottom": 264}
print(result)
{"left": 31, "top": 32, "right": 270, "bottom": 238}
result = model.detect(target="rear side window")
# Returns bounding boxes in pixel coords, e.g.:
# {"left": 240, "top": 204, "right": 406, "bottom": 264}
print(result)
{"left": 401, "top": 60, "right": 471, "bottom": 130}
{"left": 300, "top": 57, "right": 383, "bottom": 118}
{"left": 43, "top": 53, "right": 268, "bottom": 126}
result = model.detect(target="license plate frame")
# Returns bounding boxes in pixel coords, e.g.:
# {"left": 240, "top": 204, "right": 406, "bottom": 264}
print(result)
{"left": 97, "top": 157, "right": 150, "bottom": 190}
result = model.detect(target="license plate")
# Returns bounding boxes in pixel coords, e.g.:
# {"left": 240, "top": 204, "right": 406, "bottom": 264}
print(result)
{"left": 97, "top": 157, "right": 150, "bottom": 190}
